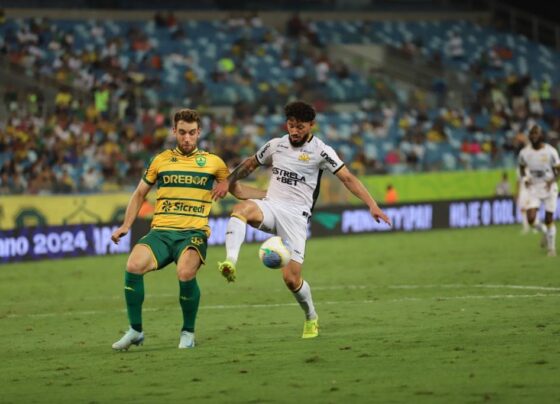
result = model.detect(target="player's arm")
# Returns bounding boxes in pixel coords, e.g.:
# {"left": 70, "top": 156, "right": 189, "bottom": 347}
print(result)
{"left": 111, "top": 180, "right": 152, "bottom": 244}
{"left": 227, "top": 155, "right": 260, "bottom": 188}
{"left": 229, "top": 182, "right": 267, "bottom": 200}
{"left": 335, "top": 166, "right": 391, "bottom": 226}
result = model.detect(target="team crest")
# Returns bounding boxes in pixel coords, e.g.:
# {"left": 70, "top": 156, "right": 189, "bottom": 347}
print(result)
{"left": 299, "top": 153, "right": 310, "bottom": 162}
{"left": 195, "top": 155, "right": 207, "bottom": 167}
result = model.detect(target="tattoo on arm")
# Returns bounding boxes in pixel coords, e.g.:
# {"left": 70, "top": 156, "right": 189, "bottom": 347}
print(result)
{"left": 228, "top": 156, "right": 259, "bottom": 185}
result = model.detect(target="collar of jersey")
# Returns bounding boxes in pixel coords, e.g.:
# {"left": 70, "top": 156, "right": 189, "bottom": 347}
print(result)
{"left": 174, "top": 147, "right": 199, "bottom": 157}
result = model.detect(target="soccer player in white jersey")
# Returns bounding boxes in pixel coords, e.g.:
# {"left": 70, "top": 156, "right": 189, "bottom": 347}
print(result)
{"left": 515, "top": 166, "right": 537, "bottom": 234}
{"left": 518, "top": 125, "right": 560, "bottom": 256}
{"left": 215, "top": 101, "right": 391, "bottom": 338}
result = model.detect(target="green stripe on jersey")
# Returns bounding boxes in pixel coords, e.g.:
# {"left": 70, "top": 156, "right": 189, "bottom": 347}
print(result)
{"left": 154, "top": 212, "right": 209, "bottom": 219}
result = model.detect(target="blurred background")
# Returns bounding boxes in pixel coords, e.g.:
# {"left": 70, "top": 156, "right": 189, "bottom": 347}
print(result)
{"left": 1, "top": 0, "right": 559, "bottom": 240}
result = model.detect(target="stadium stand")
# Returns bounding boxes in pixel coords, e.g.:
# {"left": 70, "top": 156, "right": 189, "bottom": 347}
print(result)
{"left": 1, "top": 7, "right": 559, "bottom": 195}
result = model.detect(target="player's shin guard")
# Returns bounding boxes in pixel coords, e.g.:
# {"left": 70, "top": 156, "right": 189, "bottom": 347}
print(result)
{"left": 546, "top": 223, "right": 556, "bottom": 251}
{"left": 292, "top": 280, "right": 317, "bottom": 320}
{"left": 179, "top": 278, "right": 200, "bottom": 333}
{"left": 124, "top": 272, "right": 144, "bottom": 332}
{"left": 225, "top": 215, "right": 247, "bottom": 264}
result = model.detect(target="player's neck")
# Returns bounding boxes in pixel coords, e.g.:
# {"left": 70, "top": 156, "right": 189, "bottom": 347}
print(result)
{"left": 175, "top": 146, "right": 198, "bottom": 156}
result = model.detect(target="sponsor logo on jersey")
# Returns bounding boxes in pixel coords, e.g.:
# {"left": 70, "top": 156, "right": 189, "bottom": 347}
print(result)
{"left": 299, "top": 153, "right": 310, "bottom": 162}
{"left": 195, "top": 155, "right": 207, "bottom": 167}
{"left": 272, "top": 167, "right": 306, "bottom": 186}
{"left": 161, "top": 200, "right": 206, "bottom": 214}
{"left": 170, "top": 157, "right": 178, "bottom": 163}
{"left": 161, "top": 174, "right": 209, "bottom": 186}
{"left": 320, "top": 151, "right": 338, "bottom": 167}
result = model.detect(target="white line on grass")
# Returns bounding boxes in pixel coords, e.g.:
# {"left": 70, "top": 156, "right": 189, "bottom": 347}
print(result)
{"left": 3, "top": 292, "right": 559, "bottom": 319}
{"left": 73, "top": 283, "right": 560, "bottom": 301}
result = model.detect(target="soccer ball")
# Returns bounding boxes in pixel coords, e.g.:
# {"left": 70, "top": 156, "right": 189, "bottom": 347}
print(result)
{"left": 258, "top": 236, "right": 291, "bottom": 269}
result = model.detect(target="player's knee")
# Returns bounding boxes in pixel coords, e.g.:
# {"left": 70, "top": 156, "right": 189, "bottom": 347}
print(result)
{"left": 282, "top": 272, "right": 300, "bottom": 291}
{"left": 231, "top": 201, "right": 250, "bottom": 218}
{"left": 126, "top": 258, "right": 150, "bottom": 275}
{"left": 177, "top": 267, "right": 196, "bottom": 282}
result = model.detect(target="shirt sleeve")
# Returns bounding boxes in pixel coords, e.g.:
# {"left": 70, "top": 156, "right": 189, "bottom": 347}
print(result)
{"left": 255, "top": 139, "right": 276, "bottom": 165}
{"left": 517, "top": 150, "right": 526, "bottom": 167}
{"left": 142, "top": 155, "right": 159, "bottom": 185}
{"left": 319, "top": 144, "right": 345, "bottom": 174}
{"left": 214, "top": 155, "right": 230, "bottom": 181}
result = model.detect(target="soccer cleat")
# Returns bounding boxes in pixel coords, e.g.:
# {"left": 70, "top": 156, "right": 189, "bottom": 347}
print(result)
{"left": 547, "top": 249, "right": 557, "bottom": 257}
{"left": 218, "top": 260, "right": 236, "bottom": 283}
{"left": 112, "top": 327, "right": 144, "bottom": 351}
{"left": 302, "top": 317, "right": 319, "bottom": 339}
{"left": 178, "top": 331, "right": 195, "bottom": 349}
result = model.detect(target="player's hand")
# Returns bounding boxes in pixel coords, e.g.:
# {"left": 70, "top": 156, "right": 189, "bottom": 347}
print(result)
{"left": 211, "top": 181, "right": 229, "bottom": 201}
{"left": 111, "top": 226, "right": 129, "bottom": 244}
{"left": 370, "top": 205, "right": 392, "bottom": 226}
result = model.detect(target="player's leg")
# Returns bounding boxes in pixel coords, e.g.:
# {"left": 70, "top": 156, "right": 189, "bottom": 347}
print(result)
{"left": 124, "top": 244, "right": 157, "bottom": 330}
{"left": 176, "top": 244, "right": 204, "bottom": 348}
{"left": 112, "top": 243, "right": 157, "bottom": 350}
{"left": 526, "top": 195, "right": 546, "bottom": 232}
{"left": 277, "top": 209, "right": 318, "bottom": 338}
{"left": 543, "top": 211, "right": 556, "bottom": 256}
{"left": 282, "top": 261, "right": 319, "bottom": 339}
{"left": 543, "top": 193, "right": 557, "bottom": 256}
{"left": 219, "top": 200, "right": 266, "bottom": 282}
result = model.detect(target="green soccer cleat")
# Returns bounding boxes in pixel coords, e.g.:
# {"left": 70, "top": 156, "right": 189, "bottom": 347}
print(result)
{"left": 302, "top": 317, "right": 319, "bottom": 339}
{"left": 218, "top": 260, "right": 236, "bottom": 283}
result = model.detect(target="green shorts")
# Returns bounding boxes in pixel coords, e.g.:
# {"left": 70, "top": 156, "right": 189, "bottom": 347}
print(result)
{"left": 137, "top": 229, "right": 208, "bottom": 270}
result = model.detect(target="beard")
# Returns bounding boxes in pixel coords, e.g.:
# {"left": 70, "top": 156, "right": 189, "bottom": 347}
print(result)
{"left": 530, "top": 140, "right": 543, "bottom": 149}
{"left": 288, "top": 133, "right": 309, "bottom": 147}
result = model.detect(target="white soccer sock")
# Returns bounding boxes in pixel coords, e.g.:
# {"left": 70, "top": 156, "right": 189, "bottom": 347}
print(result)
{"left": 292, "top": 280, "right": 317, "bottom": 320}
{"left": 225, "top": 216, "right": 247, "bottom": 264}
{"left": 532, "top": 218, "right": 546, "bottom": 233}
{"left": 521, "top": 214, "right": 530, "bottom": 233}
{"left": 546, "top": 224, "right": 556, "bottom": 251}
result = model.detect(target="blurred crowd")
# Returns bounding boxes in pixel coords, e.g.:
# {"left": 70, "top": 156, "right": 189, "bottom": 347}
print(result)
{"left": 1, "top": 12, "right": 560, "bottom": 195}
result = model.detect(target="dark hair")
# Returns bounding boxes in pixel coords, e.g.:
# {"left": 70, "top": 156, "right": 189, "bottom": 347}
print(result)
{"left": 173, "top": 108, "right": 201, "bottom": 128}
{"left": 284, "top": 101, "right": 316, "bottom": 122}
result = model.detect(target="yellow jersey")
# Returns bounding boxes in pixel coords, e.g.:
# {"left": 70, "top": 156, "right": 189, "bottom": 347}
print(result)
{"left": 142, "top": 147, "right": 229, "bottom": 236}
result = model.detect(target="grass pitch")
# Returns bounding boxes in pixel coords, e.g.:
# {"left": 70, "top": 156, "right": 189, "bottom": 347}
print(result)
{"left": 1, "top": 226, "right": 559, "bottom": 403}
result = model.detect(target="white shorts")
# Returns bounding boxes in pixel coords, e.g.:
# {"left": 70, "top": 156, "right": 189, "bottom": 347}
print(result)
{"left": 517, "top": 182, "right": 531, "bottom": 211}
{"left": 251, "top": 198, "right": 310, "bottom": 264}
{"left": 526, "top": 183, "right": 558, "bottom": 213}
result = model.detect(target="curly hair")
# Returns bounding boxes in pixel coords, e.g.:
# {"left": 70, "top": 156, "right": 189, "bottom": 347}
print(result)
{"left": 173, "top": 108, "right": 201, "bottom": 128}
{"left": 284, "top": 101, "right": 316, "bottom": 122}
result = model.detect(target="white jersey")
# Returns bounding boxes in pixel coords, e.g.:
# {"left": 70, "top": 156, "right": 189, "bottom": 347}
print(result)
{"left": 518, "top": 144, "right": 559, "bottom": 184}
{"left": 255, "top": 134, "right": 345, "bottom": 212}
{"left": 518, "top": 143, "right": 559, "bottom": 199}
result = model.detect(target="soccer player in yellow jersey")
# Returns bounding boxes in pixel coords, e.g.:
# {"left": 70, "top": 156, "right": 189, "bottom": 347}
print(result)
{"left": 111, "top": 109, "right": 265, "bottom": 350}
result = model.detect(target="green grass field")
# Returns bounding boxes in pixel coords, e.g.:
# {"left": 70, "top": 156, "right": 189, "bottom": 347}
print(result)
{"left": 1, "top": 226, "right": 559, "bottom": 403}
